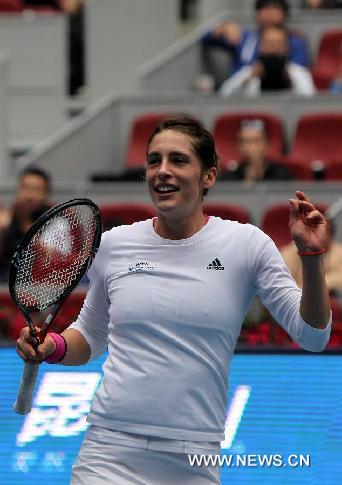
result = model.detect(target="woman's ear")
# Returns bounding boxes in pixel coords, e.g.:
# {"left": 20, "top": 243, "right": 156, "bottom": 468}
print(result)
{"left": 202, "top": 167, "right": 217, "bottom": 189}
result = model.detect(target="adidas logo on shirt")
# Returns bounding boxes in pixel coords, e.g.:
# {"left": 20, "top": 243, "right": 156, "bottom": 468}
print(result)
{"left": 207, "top": 258, "right": 225, "bottom": 270}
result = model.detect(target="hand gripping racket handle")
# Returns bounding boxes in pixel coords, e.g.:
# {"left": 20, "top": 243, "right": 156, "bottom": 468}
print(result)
{"left": 13, "top": 362, "right": 40, "bottom": 414}
{"left": 13, "top": 305, "right": 64, "bottom": 415}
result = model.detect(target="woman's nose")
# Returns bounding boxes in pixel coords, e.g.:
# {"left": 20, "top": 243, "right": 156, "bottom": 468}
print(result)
{"left": 157, "top": 159, "right": 172, "bottom": 176}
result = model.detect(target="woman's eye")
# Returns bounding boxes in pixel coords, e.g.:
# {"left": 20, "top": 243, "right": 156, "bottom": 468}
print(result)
{"left": 147, "top": 157, "right": 159, "bottom": 165}
{"left": 171, "top": 156, "right": 187, "bottom": 164}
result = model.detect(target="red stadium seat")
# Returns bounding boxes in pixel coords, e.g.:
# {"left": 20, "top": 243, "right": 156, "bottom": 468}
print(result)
{"left": 279, "top": 159, "right": 313, "bottom": 180}
{"left": 330, "top": 297, "right": 342, "bottom": 323}
{"left": 52, "top": 292, "right": 86, "bottom": 334}
{"left": 125, "top": 113, "right": 172, "bottom": 171}
{"left": 203, "top": 203, "right": 251, "bottom": 224}
{"left": 100, "top": 203, "right": 156, "bottom": 231}
{"left": 212, "top": 112, "right": 284, "bottom": 173}
{"left": 325, "top": 160, "right": 342, "bottom": 180}
{"left": 286, "top": 113, "right": 342, "bottom": 177}
{"left": 0, "top": 0, "right": 22, "bottom": 11}
{"left": 261, "top": 202, "right": 327, "bottom": 248}
{"left": 0, "top": 290, "right": 87, "bottom": 340}
{"left": 0, "top": 291, "right": 18, "bottom": 339}
{"left": 312, "top": 30, "right": 342, "bottom": 90}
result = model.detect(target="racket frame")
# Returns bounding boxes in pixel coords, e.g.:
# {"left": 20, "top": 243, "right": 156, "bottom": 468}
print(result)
{"left": 9, "top": 198, "right": 102, "bottom": 314}
{"left": 9, "top": 198, "right": 102, "bottom": 414}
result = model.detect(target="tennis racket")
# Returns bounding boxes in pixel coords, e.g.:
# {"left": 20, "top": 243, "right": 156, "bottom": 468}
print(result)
{"left": 9, "top": 198, "right": 102, "bottom": 415}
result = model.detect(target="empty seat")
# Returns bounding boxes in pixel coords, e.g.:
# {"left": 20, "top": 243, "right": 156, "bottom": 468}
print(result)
{"left": 330, "top": 297, "right": 342, "bottom": 323}
{"left": 279, "top": 159, "right": 313, "bottom": 180}
{"left": 325, "top": 160, "right": 342, "bottom": 180}
{"left": 312, "top": 30, "right": 342, "bottom": 90}
{"left": 0, "top": 0, "right": 22, "bottom": 11}
{"left": 1, "top": 290, "right": 86, "bottom": 340}
{"left": 203, "top": 203, "right": 250, "bottom": 224}
{"left": 287, "top": 113, "right": 342, "bottom": 176}
{"left": 212, "top": 112, "right": 284, "bottom": 172}
{"left": 261, "top": 202, "right": 327, "bottom": 248}
{"left": 125, "top": 113, "right": 171, "bottom": 171}
{"left": 100, "top": 203, "right": 156, "bottom": 231}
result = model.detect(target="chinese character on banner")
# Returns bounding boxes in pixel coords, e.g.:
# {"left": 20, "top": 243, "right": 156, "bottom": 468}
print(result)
{"left": 16, "top": 372, "right": 101, "bottom": 447}
{"left": 42, "top": 451, "right": 66, "bottom": 471}
{"left": 12, "top": 452, "right": 37, "bottom": 472}
{"left": 221, "top": 385, "right": 251, "bottom": 450}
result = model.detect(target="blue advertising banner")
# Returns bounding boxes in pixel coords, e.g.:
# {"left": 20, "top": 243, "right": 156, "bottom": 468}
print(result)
{"left": 0, "top": 350, "right": 341, "bottom": 484}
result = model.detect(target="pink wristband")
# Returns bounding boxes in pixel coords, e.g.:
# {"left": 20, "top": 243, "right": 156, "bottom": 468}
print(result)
{"left": 44, "top": 333, "right": 67, "bottom": 364}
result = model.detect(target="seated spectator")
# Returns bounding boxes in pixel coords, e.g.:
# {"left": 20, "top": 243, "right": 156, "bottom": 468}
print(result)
{"left": 304, "top": 0, "right": 342, "bottom": 8}
{"left": 219, "top": 25, "right": 316, "bottom": 96}
{"left": 281, "top": 218, "right": 342, "bottom": 295}
{"left": 223, "top": 119, "right": 293, "bottom": 181}
{"left": 203, "top": 0, "right": 310, "bottom": 82}
{"left": 0, "top": 166, "right": 51, "bottom": 282}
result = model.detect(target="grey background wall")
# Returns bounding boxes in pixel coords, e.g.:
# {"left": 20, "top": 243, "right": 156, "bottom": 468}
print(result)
{"left": 0, "top": 13, "right": 67, "bottom": 152}
{"left": 86, "top": 0, "right": 179, "bottom": 103}
{"left": 0, "top": 52, "right": 9, "bottom": 180}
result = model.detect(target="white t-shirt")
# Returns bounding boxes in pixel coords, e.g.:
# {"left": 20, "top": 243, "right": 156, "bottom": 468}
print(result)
{"left": 70, "top": 217, "right": 331, "bottom": 442}
{"left": 219, "top": 63, "right": 316, "bottom": 97}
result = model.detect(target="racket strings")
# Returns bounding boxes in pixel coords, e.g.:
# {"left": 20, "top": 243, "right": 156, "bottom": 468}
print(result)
{"left": 15, "top": 205, "right": 97, "bottom": 310}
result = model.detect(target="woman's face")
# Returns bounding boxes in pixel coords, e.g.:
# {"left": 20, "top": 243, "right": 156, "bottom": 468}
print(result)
{"left": 146, "top": 130, "right": 216, "bottom": 218}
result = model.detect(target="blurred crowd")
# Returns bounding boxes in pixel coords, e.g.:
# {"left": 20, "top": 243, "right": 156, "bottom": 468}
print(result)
{"left": 202, "top": 0, "right": 342, "bottom": 95}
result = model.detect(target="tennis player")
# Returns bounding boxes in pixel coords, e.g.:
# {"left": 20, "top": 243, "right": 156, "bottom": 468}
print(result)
{"left": 16, "top": 116, "right": 331, "bottom": 484}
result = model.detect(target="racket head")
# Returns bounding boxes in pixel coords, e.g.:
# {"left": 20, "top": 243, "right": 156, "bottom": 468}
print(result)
{"left": 8, "top": 198, "right": 102, "bottom": 315}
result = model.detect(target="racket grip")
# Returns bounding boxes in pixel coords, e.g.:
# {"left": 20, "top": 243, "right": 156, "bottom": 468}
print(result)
{"left": 13, "top": 362, "right": 40, "bottom": 415}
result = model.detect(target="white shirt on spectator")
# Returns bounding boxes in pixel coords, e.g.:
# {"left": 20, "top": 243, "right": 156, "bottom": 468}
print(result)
{"left": 219, "top": 63, "right": 316, "bottom": 97}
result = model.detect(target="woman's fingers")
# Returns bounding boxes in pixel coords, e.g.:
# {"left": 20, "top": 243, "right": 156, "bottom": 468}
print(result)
{"left": 16, "top": 327, "right": 40, "bottom": 361}
{"left": 292, "top": 196, "right": 317, "bottom": 213}
{"left": 290, "top": 199, "right": 316, "bottom": 217}
{"left": 305, "top": 210, "right": 325, "bottom": 222}
{"left": 295, "top": 190, "right": 311, "bottom": 203}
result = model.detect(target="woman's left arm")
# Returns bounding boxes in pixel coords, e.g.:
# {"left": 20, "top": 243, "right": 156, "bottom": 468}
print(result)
{"left": 289, "top": 191, "right": 330, "bottom": 329}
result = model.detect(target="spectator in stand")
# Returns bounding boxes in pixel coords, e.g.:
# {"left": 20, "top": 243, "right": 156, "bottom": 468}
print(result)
{"left": 304, "top": 0, "right": 342, "bottom": 8}
{"left": 0, "top": 166, "right": 51, "bottom": 282}
{"left": 203, "top": 0, "right": 310, "bottom": 84}
{"left": 219, "top": 24, "right": 316, "bottom": 96}
{"left": 223, "top": 119, "right": 293, "bottom": 182}
{"left": 281, "top": 218, "right": 342, "bottom": 295}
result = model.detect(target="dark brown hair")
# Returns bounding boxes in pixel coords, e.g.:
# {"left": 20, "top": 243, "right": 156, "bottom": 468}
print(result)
{"left": 19, "top": 165, "right": 51, "bottom": 192}
{"left": 255, "top": 0, "right": 289, "bottom": 16}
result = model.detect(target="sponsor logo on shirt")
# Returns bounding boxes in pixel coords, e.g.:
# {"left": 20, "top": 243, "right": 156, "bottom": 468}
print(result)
{"left": 129, "top": 262, "right": 156, "bottom": 273}
{"left": 207, "top": 258, "right": 225, "bottom": 270}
